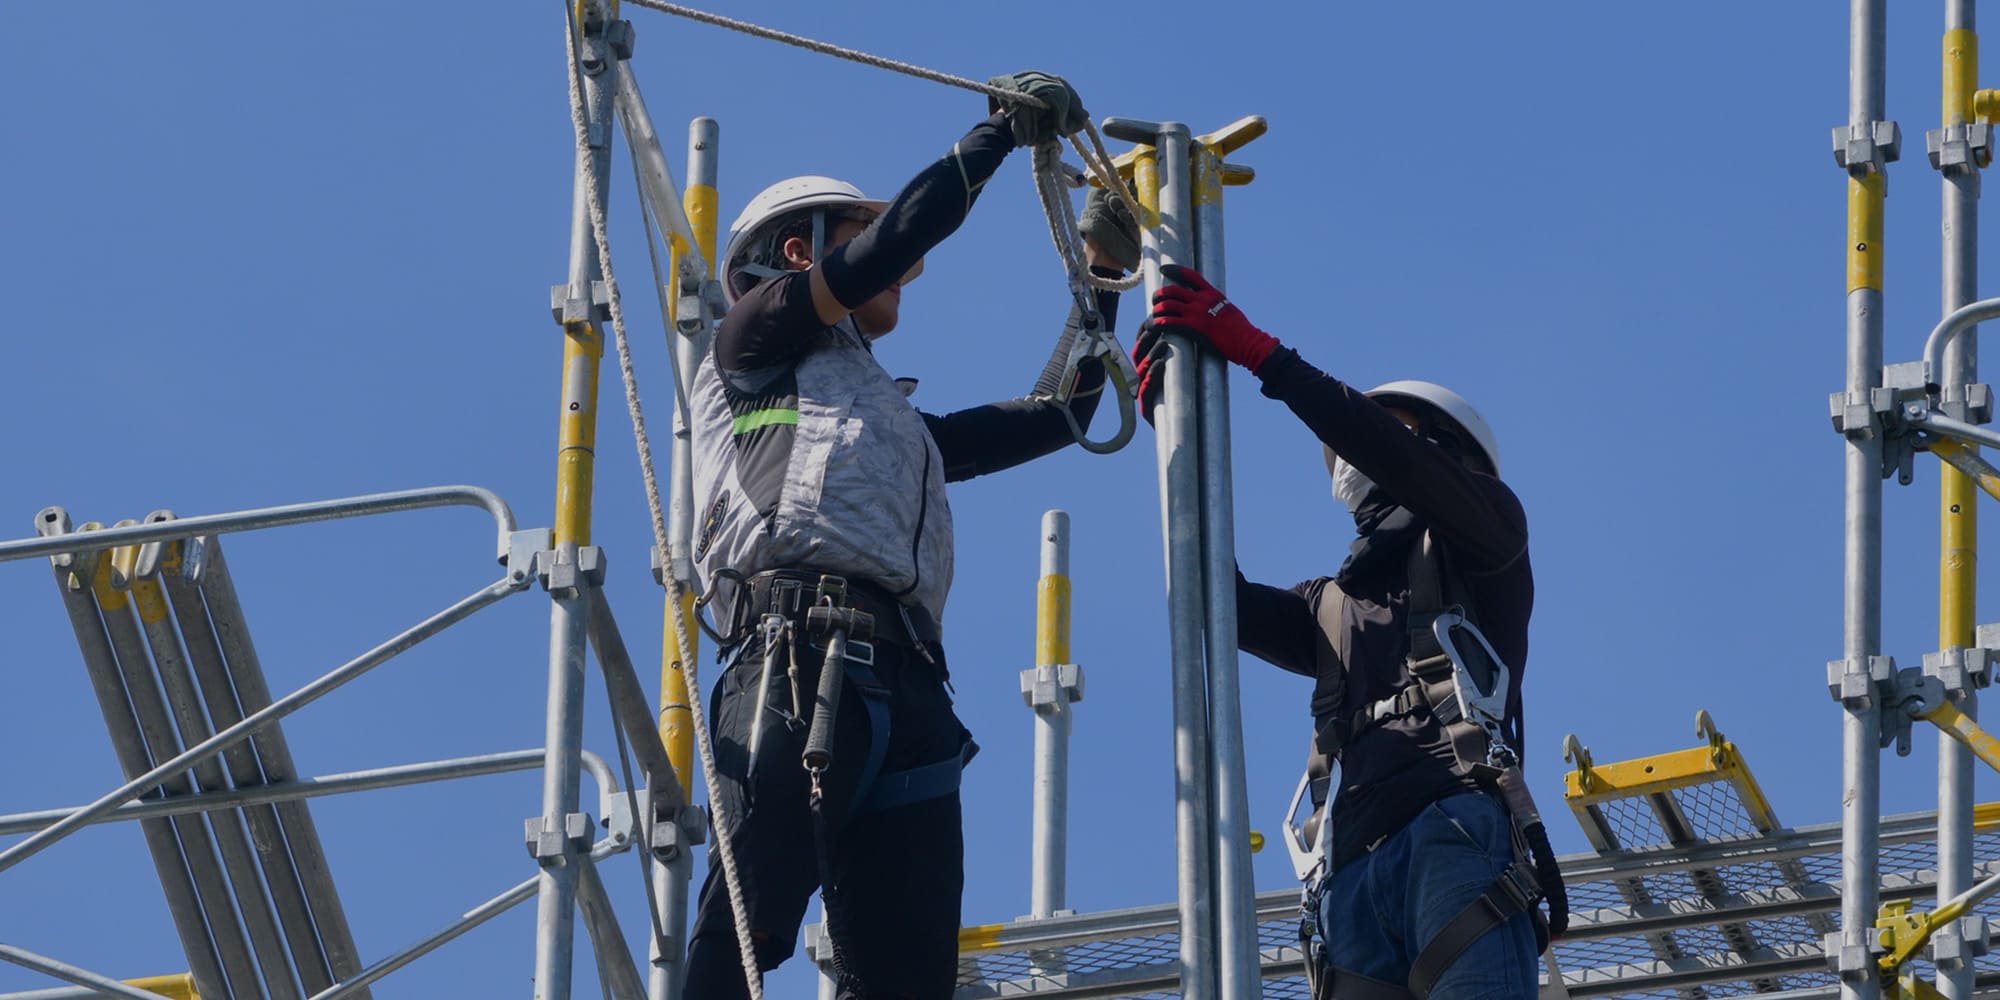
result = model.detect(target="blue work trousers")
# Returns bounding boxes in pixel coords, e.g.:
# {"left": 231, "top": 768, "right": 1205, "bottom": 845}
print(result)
{"left": 1319, "top": 791, "right": 1539, "bottom": 1000}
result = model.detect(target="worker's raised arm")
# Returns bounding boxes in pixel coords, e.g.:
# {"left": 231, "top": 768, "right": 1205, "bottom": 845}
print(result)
{"left": 922, "top": 275, "right": 1120, "bottom": 481}
{"left": 1136, "top": 265, "right": 1526, "bottom": 571}
{"left": 810, "top": 71, "right": 1087, "bottom": 325}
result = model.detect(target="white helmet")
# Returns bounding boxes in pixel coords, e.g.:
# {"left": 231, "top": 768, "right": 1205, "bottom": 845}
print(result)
{"left": 722, "top": 176, "right": 887, "bottom": 302}
{"left": 1366, "top": 380, "right": 1501, "bottom": 474}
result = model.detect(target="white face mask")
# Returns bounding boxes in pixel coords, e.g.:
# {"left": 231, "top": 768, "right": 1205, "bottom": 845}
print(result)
{"left": 1331, "top": 457, "right": 1375, "bottom": 514}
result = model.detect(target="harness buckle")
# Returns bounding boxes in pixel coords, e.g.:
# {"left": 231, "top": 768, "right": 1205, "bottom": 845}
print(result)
{"left": 843, "top": 638, "right": 876, "bottom": 668}
{"left": 1494, "top": 861, "right": 1540, "bottom": 913}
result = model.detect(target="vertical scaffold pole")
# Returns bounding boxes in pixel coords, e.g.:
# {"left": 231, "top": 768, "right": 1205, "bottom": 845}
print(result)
{"left": 1024, "top": 509, "right": 1079, "bottom": 918}
{"left": 1189, "top": 139, "right": 1259, "bottom": 1000}
{"left": 536, "top": 6, "right": 620, "bottom": 999}
{"left": 648, "top": 114, "right": 718, "bottom": 1000}
{"left": 1146, "top": 121, "right": 1220, "bottom": 1000}
{"left": 1834, "top": 2, "right": 1891, "bottom": 998}
{"left": 1937, "top": 6, "right": 1981, "bottom": 997}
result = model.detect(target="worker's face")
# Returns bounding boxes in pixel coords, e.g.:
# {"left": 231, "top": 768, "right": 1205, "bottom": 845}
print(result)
{"left": 1384, "top": 406, "right": 1420, "bottom": 433}
{"left": 782, "top": 215, "right": 912, "bottom": 339}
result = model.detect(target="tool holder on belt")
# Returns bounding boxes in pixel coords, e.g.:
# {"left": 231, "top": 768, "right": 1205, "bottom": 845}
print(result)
{"left": 800, "top": 576, "right": 877, "bottom": 801}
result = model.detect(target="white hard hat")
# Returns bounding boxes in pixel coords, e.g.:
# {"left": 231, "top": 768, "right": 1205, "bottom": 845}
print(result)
{"left": 722, "top": 176, "right": 887, "bottom": 302}
{"left": 1366, "top": 380, "right": 1501, "bottom": 474}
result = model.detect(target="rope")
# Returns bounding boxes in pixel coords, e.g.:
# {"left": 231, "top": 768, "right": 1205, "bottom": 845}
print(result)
{"left": 561, "top": 8, "right": 766, "bottom": 999}
{"left": 624, "top": 0, "right": 1146, "bottom": 292}
{"left": 622, "top": 0, "right": 1048, "bottom": 110}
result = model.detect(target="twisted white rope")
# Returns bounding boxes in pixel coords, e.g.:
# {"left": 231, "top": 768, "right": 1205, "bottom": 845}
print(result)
{"left": 561, "top": 8, "right": 766, "bottom": 999}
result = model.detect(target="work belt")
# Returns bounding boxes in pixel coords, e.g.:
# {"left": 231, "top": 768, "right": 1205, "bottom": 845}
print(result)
{"left": 731, "top": 569, "right": 943, "bottom": 656}
{"left": 726, "top": 569, "right": 964, "bottom": 817}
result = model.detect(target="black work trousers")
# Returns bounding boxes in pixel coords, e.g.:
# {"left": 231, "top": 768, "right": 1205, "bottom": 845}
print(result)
{"left": 683, "top": 628, "right": 970, "bottom": 1000}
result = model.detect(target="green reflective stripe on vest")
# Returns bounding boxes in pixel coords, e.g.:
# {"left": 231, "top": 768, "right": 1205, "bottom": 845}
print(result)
{"left": 732, "top": 407, "right": 799, "bottom": 435}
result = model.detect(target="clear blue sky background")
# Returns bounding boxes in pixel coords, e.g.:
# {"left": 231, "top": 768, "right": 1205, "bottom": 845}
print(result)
{"left": 3, "top": 2, "right": 1994, "bottom": 997}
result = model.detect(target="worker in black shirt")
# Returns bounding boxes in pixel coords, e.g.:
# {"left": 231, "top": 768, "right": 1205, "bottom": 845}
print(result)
{"left": 683, "top": 71, "right": 1139, "bottom": 1000}
{"left": 1136, "top": 265, "right": 1558, "bottom": 1000}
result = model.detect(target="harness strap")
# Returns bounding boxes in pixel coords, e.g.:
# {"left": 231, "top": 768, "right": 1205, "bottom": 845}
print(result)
{"left": 1405, "top": 860, "right": 1540, "bottom": 998}
{"left": 842, "top": 655, "right": 892, "bottom": 805}
{"left": 1324, "top": 965, "right": 1414, "bottom": 1000}
{"left": 858, "top": 741, "right": 975, "bottom": 814}
{"left": 1318, "top": 859, "right": 1537, "bottom": 1000}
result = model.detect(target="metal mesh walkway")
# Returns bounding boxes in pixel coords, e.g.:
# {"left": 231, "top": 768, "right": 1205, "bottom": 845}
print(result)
{"left": 922, "top": 720, "right": 2000, "bottom": 1000}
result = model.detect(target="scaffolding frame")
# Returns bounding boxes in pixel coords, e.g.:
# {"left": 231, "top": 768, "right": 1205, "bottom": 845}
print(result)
{"left": 0, "top": 2, "right": 728, "bottom": 997}
{"left": 0, "top": 488, "right": 696, "bottom": 1000}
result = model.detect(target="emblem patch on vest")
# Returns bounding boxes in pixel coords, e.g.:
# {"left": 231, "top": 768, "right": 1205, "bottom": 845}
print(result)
{"left": 695, "top": 491, "right": 730, "bottom": 563}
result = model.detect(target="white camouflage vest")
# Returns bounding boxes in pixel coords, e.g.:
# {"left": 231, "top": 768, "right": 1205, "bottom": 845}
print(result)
{"left": 691, "top": 319, "right": 955, "bottom": 629}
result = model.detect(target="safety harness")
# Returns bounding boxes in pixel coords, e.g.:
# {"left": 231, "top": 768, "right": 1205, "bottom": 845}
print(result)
{"left": 716, "top": 572, "right": 975, "bottom": 982}
{"left": 1298, "top": 533, "right": 1566, "bottom": 1000}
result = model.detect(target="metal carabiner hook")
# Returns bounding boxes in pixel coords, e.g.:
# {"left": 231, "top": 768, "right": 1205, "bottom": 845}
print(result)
{"left": 1046, "top": 308, "right": 1138, "bottom": 455}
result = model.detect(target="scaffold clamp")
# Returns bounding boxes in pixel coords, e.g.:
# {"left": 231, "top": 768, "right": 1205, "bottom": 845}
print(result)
{"left": 1827, "top": 655, "right": 1896, "bottom": 709}
{"left": 1020, "top": 663, "right": 1084, "bottom": 710}
{"left": 526, "top": 812, "right": 596, "bottom": 864}
{"left": 1922, "top": 645, "right": 1993, "bottom": 699}
{"left": 1927, "top": 123, "right": 1992, "bottom": 175}
{"left": 1834, "top": 120, "right": 1903, "bottom": 174}
{"left": 540, "top": 545, "right": 607, "bottom": 599}
{"left": 1826, "top": 926, "right": 1886, "bottom": 982}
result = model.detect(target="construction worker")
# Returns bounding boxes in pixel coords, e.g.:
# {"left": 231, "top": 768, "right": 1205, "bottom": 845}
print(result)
{"left": 683, "top": 71, "right": 1138, "bottom": 1000}
{"left": 1136, "top": 265, "right": 1564, "bottom": 1000}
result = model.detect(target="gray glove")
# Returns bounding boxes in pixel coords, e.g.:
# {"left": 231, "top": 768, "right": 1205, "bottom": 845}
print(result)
{"left": 1079, "top": 184, "right": 1141, "bottom": 272}
{"left": 987, "top": 70, "right": 1087, "bottom": 146}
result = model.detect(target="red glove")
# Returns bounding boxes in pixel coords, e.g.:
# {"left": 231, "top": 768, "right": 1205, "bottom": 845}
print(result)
{"left": 1148, "top": 264, "right": 1280, "bottom": 374}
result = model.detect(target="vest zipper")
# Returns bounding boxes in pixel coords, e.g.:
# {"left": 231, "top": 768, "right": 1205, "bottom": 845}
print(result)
{"left": 889, "top": 443, "right": 932, "bottom": 600}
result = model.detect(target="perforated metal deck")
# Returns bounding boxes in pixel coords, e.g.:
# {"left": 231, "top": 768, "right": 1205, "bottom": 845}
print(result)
{"left": 802, "top": 722, "right": 2000, "bottom": 999}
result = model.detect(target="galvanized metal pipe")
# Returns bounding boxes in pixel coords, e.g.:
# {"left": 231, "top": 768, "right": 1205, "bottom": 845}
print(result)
{"left": 91, "top": 565, "right": 266, "bottom": 1000}
{"left": 1028, "top": 509, "right": 1075, "bottom": 919}
{"left": 1, "top": 487, "right": 516, "bottom": 568}
{"left": 581, "top": 589, "right": 685, "bottom": 810}
{"left": 307, "top": 837, "right": 625, "bottom": 1000}
{"left": 156, "top": 543, "right": 336, "bottom": 993}
{"left": 1148, "top": 120, "right": 1220, "bottom": 1000}
{"left": 610, "top": 63, "right": 709, "bottom": 284}
{"left": 131, "top": 570, "right": 302, "bottom": 1000}
{"left": 0, "top": 974, "right": 196, "bottom": 1000}
{"left": 0, "top": 750, "right": 611, "bottom": 837}
{"left": 536, "top": 578, "right": 594, "bottom": 1000}
{"left": 0, "top": 576, "right": 521, "bottom": 876}
{"left": 38, "top": 548, "right": 229, "bottom": 999}
{"left": 1924, "top": 298, "right": 2000, "bottom": 382}
{"left": 1842, "top": 3, "right": 1888, "bottom": 998}
{"left": 0, "top": 946, "right": 182, "bottom": 1000}
{"left": 200, "top": 540, "right": 368, "bottom": 997}
{"left": 575, "top": 856, "right": 648, "bottom": 1000}
{"left": 1189, "top": 141, "right": 1259, "bottom": 1000}
{"left": 648, "top": 113, "right": 717, "bottom": 1000}
{"left": 537, "top": 10, "right": 620, "bottom": 998}
{"left": 1939, "top": 7, "right": 1981, "bottom": 998}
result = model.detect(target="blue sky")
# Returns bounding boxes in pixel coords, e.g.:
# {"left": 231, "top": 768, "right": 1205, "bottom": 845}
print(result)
{"left": 2, "top": 2, "right": 1994, "bottom": 997}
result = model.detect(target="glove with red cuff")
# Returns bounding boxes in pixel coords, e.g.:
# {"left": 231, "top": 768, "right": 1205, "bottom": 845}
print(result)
{"left": 1147, "top": 263, "right": 1280, "bottom": 374}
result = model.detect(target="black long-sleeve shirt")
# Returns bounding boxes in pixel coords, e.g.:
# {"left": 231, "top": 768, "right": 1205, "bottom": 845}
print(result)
{"left": 1235, "top": 347, "right": 1533, "bottom": 867}
{"left": 715, "top": 113, "right": 1111, "bottom": 482}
